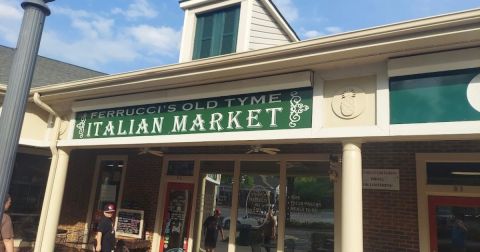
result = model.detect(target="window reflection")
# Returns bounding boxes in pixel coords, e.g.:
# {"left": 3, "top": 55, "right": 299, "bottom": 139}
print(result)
{"left": 167, "top": 161, "right": 194, "bottom": 176}
{"left": 236, "top": 161, "right": 279, "bottom": 252}
{"left": 10, "top": 153, "right": 50, "bottom": 242}
{"left": 194, "top": 159, "right": 334, "bottom": 252}
{"left": 89, "top": 160, "right": 125, "bottom": 243}
{"left": 197, "top": 161, "right": 234, "bottom": 252}
{"left": 94, "top": 160, "right": 124, "bottom": 212}
{"left": 427, "top": 163, "right": 480, "bottom": 186}
{"left": 435, "top": 206, "right": 480, "bottom": 252}
{"left": 285, "top": 161, "right": 334, "bottom": 252}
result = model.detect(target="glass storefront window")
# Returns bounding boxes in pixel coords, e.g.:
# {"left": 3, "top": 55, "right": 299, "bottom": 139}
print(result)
{"left": 167, "top": 161, "right": 195, "bottom": 176}
{"left": 285, "top": 161, "right": 334, "bottom": 252}
{"left": 9, "top": 153, "right": 50, "bottom": 242}
{"left": 89, "top": 159, "right": 125, "bottom": 239}
{"left": 427, "top": 162, "right": 480, "bottom": 186}
{"left": 94, "top": 160, "right": 125, "bottom": 212}
{"left": 236, "top": 161, "right": 280, "bottom": 252}
{"left": 196, "top": 161, "right": 234, "bottom": 252}
{"left": 187, "top": 157, "right": 334, "bottom": 252}
{"left": 434, "top": 206, "right": 480, "bottom": 252}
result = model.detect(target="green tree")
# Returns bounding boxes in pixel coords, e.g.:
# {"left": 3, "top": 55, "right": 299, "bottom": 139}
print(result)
{"left": 240, "top": 175, "right": 254, "bottom": 188}
{"left": 293, "top": 177, "right": 332, "bottom": 201}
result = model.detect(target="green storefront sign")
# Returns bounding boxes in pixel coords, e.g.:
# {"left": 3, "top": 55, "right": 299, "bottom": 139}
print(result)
{"left": 73, "top": 87, "right": 312, "bottom": 139}
{"left": 390, "top": 68, "right": 480, "bottom": 124}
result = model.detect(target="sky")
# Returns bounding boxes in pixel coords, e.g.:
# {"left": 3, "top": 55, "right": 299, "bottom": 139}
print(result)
{"left": 0, "top": 0, "right": 479, "bottom": 74}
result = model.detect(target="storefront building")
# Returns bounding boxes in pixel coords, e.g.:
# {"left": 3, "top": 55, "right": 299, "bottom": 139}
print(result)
{"left": 0, "top": 45, "right": 105, "bottom": 249}
{"left": 4, "top": 1, "right": 480, "bottom": 251}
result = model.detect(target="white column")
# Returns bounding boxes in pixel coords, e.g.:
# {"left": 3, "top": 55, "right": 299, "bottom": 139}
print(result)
{"left": 40, "top": 147, "right": 71, "bottom": 252}
{"left": 34, "top": 118, "right": 61, "bottom": 252}
{"left": 341, "top": 141, "right": 363, "bottom": 252}
{"left": 228, "top": 161, "right": 241, "bottom": 251}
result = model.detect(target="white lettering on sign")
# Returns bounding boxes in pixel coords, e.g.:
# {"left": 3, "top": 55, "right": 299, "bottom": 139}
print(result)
{"left": 362, "top": 169, "right": 400, "bottom": 191}
{"left": 73, "top": 87, "right": 313, "bottom": 139}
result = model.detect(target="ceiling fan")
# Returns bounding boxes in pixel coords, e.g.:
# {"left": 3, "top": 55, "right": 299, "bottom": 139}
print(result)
{"left": 138, "top": 147, "right": 164, "bottom": 157}
{"left": 246, "top": 145, "right": 280, "bottom": 155}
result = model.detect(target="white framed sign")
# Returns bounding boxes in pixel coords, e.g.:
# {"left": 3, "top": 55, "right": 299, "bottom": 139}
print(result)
{"left": 363, "top": 169, "right": 400, "bottom": 191}
{"left": 115, "top": 208, "right": 144, "bottom": 239}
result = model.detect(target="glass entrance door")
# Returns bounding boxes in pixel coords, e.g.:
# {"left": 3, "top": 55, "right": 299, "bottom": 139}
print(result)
{"left": 235, "top": 161, "right": 280, "bottom": 252}
{"left": 160, "top": 182, "right": 194, "bottom": 252}
{"left": 88, "top": 158, "right": 126, "bottom": 242}
{"left": 428, "top": 196, "right": 480, "bottom": 252}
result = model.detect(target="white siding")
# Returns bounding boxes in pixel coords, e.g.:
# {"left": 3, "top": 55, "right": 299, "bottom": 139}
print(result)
{"left": 249, "top": 0, "right": 291, "bottom": 50}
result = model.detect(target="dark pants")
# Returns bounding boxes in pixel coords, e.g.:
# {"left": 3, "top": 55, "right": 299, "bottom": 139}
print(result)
{"left": 263, "top": 236, "right": 272, "bottom": 252}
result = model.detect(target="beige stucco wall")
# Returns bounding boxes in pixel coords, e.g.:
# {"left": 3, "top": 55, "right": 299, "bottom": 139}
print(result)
{"left": 323, "top": 75, "right": 377, "bottom": 127}
{"left": 20, "top": 103, "right": 50, "bottom": 142}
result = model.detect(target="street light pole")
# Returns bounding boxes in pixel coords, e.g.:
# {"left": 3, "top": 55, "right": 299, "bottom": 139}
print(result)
{"left": 0, "top": 0, "right": 52, "bottom": 218}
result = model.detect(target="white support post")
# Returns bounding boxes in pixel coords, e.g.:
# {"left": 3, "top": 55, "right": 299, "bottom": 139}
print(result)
{"left": 34, "top": 118, "right": 61, "bottom": 252}
{"left": 40, "top": 147, "right": 71, "bottom": 252}
{"left": 228, "top": 160, "right": 241, "bottom": 251}
{"left": 341, "top": 141, "right": 363, "bottom": 252}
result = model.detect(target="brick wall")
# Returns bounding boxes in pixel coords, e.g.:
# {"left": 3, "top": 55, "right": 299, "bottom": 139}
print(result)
{"left": 362, "top": 140, "right": 480, "bottom": 252}
{"left": 59, "top": 149, "right": 162, "bottom": 242}
{"left": 363, "top": 143, "right": 419, "bottom": 252}
{"left": 121, "top": 153, "right": 163, "bottom": 234}
{"left": 59, "top": 149, "right": 97, "bottom": 231}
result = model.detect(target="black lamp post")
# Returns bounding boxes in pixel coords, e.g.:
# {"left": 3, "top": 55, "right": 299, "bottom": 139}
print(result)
{"left": 0, "top": 0, "right": 53, "bottom": 218}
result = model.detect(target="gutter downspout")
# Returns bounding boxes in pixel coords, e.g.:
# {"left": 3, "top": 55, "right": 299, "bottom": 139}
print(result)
{"left": 32, "top": 92, "right": 62, "bottom": 252}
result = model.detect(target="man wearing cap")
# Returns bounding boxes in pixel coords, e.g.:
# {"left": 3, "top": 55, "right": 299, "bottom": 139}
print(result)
{"left": 95, "top": 203, "right": 116, "bottom": 252}
{"left": 0, "top": 194, "right": 14, "bottom": 252}
{"left": 202, "top": 209, "right": 224, "bottom": 252}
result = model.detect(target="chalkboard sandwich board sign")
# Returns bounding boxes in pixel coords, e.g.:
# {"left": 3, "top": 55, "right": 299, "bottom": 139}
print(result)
{"left": 115, "top": 209, "right": 144, "bottom": 239}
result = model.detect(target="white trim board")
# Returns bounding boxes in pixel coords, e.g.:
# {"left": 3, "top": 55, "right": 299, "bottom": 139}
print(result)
{"left": 390, "top": 121, "right": 480, "bottom": 136}
{"left": 180, "top": 0, "right": 246, "bottom": 11}
{"left": 58, "top": 128, "right": 314, "bottom": 148}
{"left": 61, "top": 121, "right": 480, "bottom": 149}
{"left": 72, "top": 71, "right": 312, "bottom": 112}
{"left": 388, "top": 48, "right": 480, "bottom": 77}
{"left": 19, "top": 138, "right": 49, "bottom": 148}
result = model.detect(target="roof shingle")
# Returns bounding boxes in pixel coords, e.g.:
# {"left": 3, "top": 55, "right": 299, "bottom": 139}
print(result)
{"left": 0, "top": 45, "right": 105, "bottom": 88}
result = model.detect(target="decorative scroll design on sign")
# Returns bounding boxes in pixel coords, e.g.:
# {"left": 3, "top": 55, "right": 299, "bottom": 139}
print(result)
{"left": 75, "top": 113, "right": 87, "bottom": 139}
{"left": 289, "top": 91, "right": 310, "bottom": 127}
{"left": 331, "top": 86, "right": 366, "bottom": 119}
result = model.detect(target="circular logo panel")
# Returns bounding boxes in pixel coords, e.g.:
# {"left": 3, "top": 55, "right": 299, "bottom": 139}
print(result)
{"left": 467, "top": 73, "right": 480, "bottom": 112}
{"left": 331, "top": 86, "right": 366, "bottom": 119}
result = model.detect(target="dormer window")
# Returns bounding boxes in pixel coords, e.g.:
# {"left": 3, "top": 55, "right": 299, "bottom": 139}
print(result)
{"left": 192, "top": 5, "right": 240, "bottom": 60}
{"left": 179, "top": 0, "right": 297, "bottom": 63}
